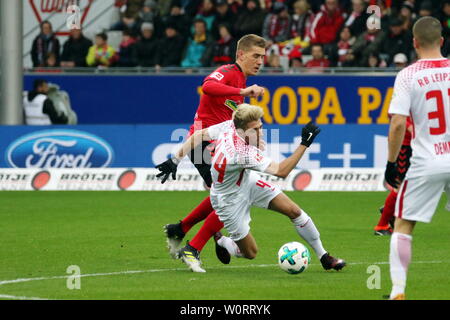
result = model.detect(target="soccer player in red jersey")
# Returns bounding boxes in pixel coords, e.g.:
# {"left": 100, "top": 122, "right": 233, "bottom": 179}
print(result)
{"left": 374, "top": 117, "right": 413, "bottom": 236}
{"left": 156, "top": 34, "right": 267, "bottom": 264}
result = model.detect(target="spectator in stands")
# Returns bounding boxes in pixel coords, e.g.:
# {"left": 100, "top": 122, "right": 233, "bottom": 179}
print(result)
{"left": 437, "top": 0, "right": 450, "bottom": 57}
{"left": 182, "top": 0, "right": 204, "bottom": 17}
{"left": 207, "top": 23, "right": 237, "bottom": 66}
{"left": 234, "top": 0, "right": 267, "bottom": 38}
{"left": 365, "top": 52, "right": 386, "bottom": 68}
{"left": 266, "top": 52, "right": 283, "bottom": 72}
{"left": 60, "top": 29, "right": 93, "bottom": 68}
{"left": 111, "top": 13, "right": 142, "bottom": 38}
{"left": 86, "top": 33, "right": 117, "bottom": 68}
{"left": 133, "top": 22, "right": 159, "bottom": 67}
{"left": 310, "top": 0, "right": 344, "bottom": 47}
{"left": 156, "top": 24, "right": 186, "bottom": 67}
{"left": 378, "top": 17, "right": 413, "bottom": 65}
{"left": 23, "top": 79, "right": 68, "bottom": 125}
{"left": 438, "top": 0, "right": 450, "bottom": 38}
{"left": 262, "top": 2, "right": 291, "bottom": 45}
{"left": 288, "top": 49, "right": 304, "bottom": 74}
{"left": 117, "top": 29, "right": 138, "bottom": 67}
{"left": 305, "top": 44, "right": 330, "bottom": 68}
{"left": 329, "top": 26, "right": 355, "bottom": 67}
{"left": 399, "top": 2, "right": 415, "bottom": 31}
{"left": 417, "top": 1, "right": 433, "bottom": 18}
{"left": 161, "top": 2, "right": 192, "bottom": 38}
{"left": 31, "top": 21, "right": 60, "bottom": 68}
{"left": 351, "top": 16, "right": 385, "bottom": 66}
{"left": 139, "top": 0, "right": 163, "bottom": 37}
{"left": 195, "top": 0, "right": 216, "bottom": 33}
{"left": 212, "top": 0, "right": 237, "bottom": 40}
{"left": 157, "top": 0, "right": 172, "bottom": 17}
{"left": 44, "top": 53, "right": 59, "bottom": 68}
{"left": 344, "top": 0, "right": 368, "bottom": 37}
{"left": 181, "top": 19, "right": 213, "bottom": 67}
{"left": 392, "top": 52, "right": 408, "bottom": 69}
{"left": 227, "top": 0, "right": 244, "bottom": 14}
{"left": 140, "top": 0, "right": 157, "bottom": 23}
{"left": 289, "top": 0, "right": 314, "bottom": 42}
{"left": 116, "top": 0, "right": 144, "bottom": 19}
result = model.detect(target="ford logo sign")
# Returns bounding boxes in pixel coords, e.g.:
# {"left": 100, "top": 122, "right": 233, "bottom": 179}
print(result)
{"left": 6, "top": 130, "right": 114, "bottom": 168}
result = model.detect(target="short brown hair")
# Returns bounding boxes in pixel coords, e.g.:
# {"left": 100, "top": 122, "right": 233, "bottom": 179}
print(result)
{"left": 413, "top": 16, "right": 442, "bottom": 49}
{"left": 233, "top": 104, "right": 264, "bottom": 130}
{"left": 237, "top": 34, "right": 266, "bottom": 52}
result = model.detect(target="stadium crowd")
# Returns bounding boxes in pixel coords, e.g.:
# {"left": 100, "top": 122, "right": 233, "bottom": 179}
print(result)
{"left": 30, "top": 0, "right": 450, "bottom": 71}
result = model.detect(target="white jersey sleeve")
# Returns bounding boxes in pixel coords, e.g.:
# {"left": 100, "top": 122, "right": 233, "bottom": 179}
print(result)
{"left": 389, "top": 68, "right": 412, "bottom": 116}
{"left": 207, "top": 120, "right": 234, "bottom": 140}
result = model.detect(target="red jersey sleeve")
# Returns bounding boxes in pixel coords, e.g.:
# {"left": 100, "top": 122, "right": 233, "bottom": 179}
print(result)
{"left": 202, "top": 80, "right": 241, "bottom": 96}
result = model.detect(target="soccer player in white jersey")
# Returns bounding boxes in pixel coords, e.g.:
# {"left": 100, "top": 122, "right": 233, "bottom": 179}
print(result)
{"left": 168, "top": 103, "right": 346, "bottom": 272}
{"left": 384, "top": 16, "right": 450, "bottom": 300}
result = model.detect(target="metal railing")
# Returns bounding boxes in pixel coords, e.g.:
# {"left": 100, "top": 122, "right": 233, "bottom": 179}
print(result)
{"left": 24, "top": 66, "right": 400, "bottom": 75}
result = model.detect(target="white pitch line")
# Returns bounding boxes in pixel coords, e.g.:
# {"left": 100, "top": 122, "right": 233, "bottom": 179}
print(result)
{"left": 0, "top": 294, "right": 49, "bottom": 300}
{"left": 0, "top": 260, "right": 448, "bottom": 288}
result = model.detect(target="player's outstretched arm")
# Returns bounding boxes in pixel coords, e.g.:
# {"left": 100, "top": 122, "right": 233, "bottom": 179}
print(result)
{"left": 265, "top": 122, "right": 320, "bottom": 178}
{"left": 155, "top": 128, "right": 211, "bottom": 183}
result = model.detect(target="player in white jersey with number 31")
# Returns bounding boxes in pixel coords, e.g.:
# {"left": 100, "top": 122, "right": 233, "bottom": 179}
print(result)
{"left": 384, "top": 16, "right": 450, "bottom": 300}
{"left": 170, "top": 103, "right": 346, "bottom": 273}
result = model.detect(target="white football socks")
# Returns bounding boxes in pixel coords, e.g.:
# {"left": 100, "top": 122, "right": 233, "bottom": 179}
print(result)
{"left": 217, "top": 235, "right": 243, "bottom": 258}
{"left": 292, "top": 210, "right": 327, "bottom": 259}
{"left": 389, "top": 232, "right": 412, "bottom": 299}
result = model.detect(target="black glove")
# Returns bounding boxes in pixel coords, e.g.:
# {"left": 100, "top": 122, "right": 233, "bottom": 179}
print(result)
{"left": 384, "top": 161, "right": 399, "bottom": 189}
{"left": 301, "top": 121, "right": 321, "bottom": 147}
{"left": 155, "top": 158, "right": 179, "bottom": 184}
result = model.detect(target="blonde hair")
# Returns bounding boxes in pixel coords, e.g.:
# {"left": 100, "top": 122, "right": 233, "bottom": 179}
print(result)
{"left": 232, "top": 104, "right": 264, "bottom": 130}
{"left": 237, "top": 34, "right": 266, "bottom": 52}
{"left": 413, "top": 16, "right": 442, "bottom": 49}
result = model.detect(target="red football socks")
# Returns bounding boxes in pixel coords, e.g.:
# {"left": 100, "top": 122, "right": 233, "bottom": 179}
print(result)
{"left": 180, "top": 196, "right": 214, "bottom": 234}
{"left": 189, "top": 211, "right": 224, "bottom": 252}
{"left": 376, "top": 190, "right": 398, "bottom": 229}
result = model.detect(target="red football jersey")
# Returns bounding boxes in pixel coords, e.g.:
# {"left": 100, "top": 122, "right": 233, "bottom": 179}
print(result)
{"left": 189, "top": 64, "right": 247, "bottom": 135}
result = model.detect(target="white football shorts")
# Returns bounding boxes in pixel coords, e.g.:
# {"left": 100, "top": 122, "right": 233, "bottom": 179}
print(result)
{"left": 395, "top": 173, "right": 450, "bottom": 223}
{"left": 210, "top": 175, "right": 282, "bottom": 241}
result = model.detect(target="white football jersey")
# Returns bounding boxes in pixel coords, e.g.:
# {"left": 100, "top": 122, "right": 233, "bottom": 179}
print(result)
{"left": 207, "top": 120, "right": 272, "bottom": 195}
{"left": 389, "top": 58, "right": 450, "bottom": 178}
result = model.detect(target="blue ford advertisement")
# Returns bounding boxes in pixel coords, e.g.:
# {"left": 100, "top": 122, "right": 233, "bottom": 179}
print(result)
{"left": 6, "top": 129, "right": 114, "bottom": 168}
{"left": 0, "top": 125, "right": 389, "bottom": 169}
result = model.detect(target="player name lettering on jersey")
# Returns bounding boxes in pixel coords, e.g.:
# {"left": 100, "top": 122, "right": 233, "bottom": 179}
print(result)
{"left": 417, "top": 72, "right": 450, "bottom": 87}
{"left": 434, "top": 141, "right": 450, "bottom": 155}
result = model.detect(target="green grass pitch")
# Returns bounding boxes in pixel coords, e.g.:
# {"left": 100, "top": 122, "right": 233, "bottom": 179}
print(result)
{"left": 1, "top": 191, "right": 449, "bottom": 300}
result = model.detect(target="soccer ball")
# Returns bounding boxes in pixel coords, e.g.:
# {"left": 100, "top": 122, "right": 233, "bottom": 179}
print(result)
{"left": 278, "top": 241, "right": 311, "bottom": 274}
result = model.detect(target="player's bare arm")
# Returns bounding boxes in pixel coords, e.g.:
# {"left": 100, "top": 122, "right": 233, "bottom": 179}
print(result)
{"left": 388, "top": 114, "right": 407, "bottom": 162}
{"left": 155, "top": 128, "right": 211, "bottom": 183}
{"left": 265, "top": 122, "right": 320, "bottom": 178}
{"left": 385, "top": 114, "right": 407, "bottom": 188}
{"left": 174, "top": 128, "right": 211, "bottom": 161}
